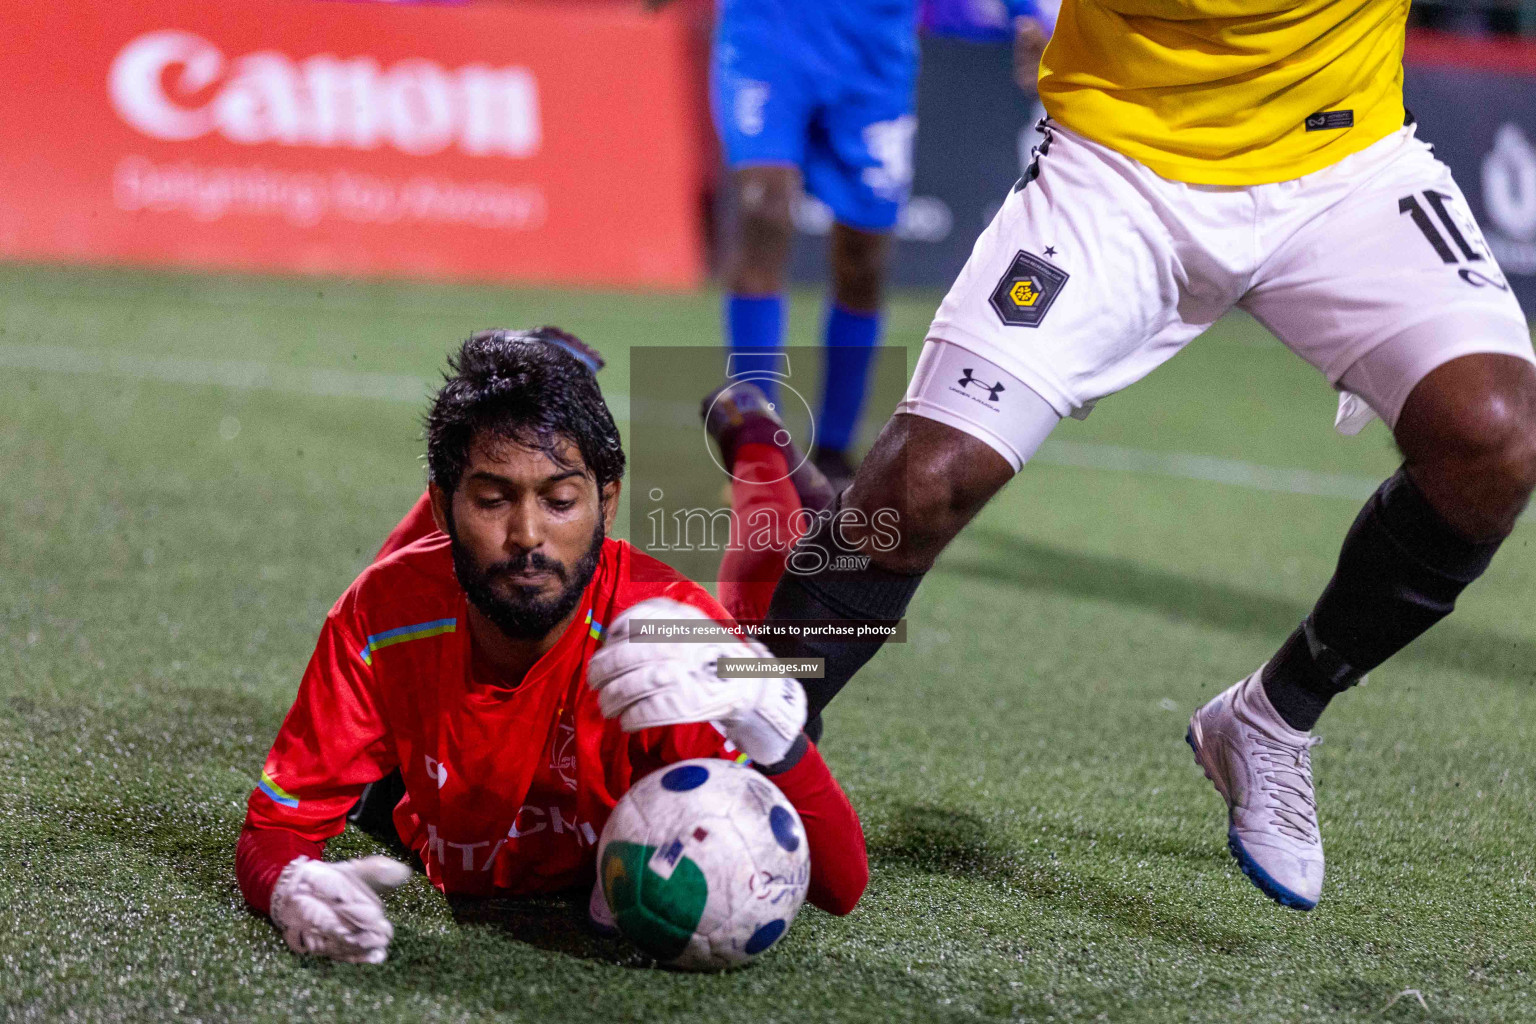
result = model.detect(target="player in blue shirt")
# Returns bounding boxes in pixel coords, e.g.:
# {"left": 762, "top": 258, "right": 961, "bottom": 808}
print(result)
{"left": 651, "top": 0, "right": 1047, "bottom": 487}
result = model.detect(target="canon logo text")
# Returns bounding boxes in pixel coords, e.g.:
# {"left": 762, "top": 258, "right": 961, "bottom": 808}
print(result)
{"left": 109, "top": 30, "right": 542, "bottom": 158}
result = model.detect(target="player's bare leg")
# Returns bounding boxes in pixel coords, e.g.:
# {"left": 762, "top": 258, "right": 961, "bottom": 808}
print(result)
{"left": 761, "top": 411, "right": 1020, "bottom": 719}
{"left": 757, "top": 329, "right": 1064, "bottom": 730}
{"left": 841, "top": 413, "right": 1015, "bottom": 574}
{"left": 829, "top": 224, "right": 887, "bottom": 319}
{"left": 725, "top": 166, "right": 798, "bottom": 297}
{"left": 1392, "top": 354, "right": 1536, "bottom": 540}
{"left": 814, "top": 224, "right": 892, "bottom": 490}
{"left": 722, "top": 166, "right": 798, "bottom": 407}
{"left": 1190, "top": 352, "right": 1536, "bottom": 910}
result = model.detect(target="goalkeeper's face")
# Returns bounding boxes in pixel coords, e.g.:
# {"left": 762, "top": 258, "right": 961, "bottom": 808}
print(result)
{"left": 433, "top": 434, "right": 621, "bottom": 642}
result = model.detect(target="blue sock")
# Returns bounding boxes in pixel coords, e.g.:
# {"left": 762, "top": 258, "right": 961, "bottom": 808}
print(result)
{"left": 725, "top": 293, "right": 785, "bottom": 404}
{"left": 817, "top": 305, "right": 881, "bottom": 453}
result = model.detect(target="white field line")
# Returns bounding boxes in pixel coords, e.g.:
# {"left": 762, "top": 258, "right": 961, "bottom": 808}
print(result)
{"left": 1033, "top": 440, "right": 1380, "bottom": 501}
{"left": 1, "top": 342, "right": 1387, "bottom": 503}
{"left": 0, "top": 342, "right": 435, "bottom": 405}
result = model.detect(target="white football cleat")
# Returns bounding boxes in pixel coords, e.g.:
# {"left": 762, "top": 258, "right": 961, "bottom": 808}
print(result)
{"left": 1186, "top": 669, "right": 1324, "bottom": 910}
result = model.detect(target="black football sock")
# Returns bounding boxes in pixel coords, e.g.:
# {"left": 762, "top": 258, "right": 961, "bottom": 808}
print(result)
{"left": 803, "top": 714, "right": 824, "bottom": 744}
{"left": 1261, "top": 622, "right": 1346, "bottom": 732}
{"left": 760, "top": 502, "right": 926, "bottom": 719}
{"left": 1263, "top": 466, "right": 1503, "bottom": 731}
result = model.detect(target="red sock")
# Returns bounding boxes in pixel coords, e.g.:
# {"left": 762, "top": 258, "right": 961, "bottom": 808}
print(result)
{"left": 719, "top": 443, "right": 809, "bottom": 623}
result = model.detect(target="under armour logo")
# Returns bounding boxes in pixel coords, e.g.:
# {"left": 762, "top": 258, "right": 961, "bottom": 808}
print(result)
{"left": 957, "top": 369, "right": 1005, "bottom": 401}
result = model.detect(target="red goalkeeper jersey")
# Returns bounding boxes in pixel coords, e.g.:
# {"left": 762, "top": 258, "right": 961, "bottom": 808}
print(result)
{"left": 238, "top": 531, "right": 866, "bottom": 913}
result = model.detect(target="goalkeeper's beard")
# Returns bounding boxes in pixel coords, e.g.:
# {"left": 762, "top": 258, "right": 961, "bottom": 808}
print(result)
{"left": 449, "top": 519, "right": 604, "bottom": 642}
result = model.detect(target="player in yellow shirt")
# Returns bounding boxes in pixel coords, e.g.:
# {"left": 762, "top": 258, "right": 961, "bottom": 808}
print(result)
{"left": 746, "top": 0, "right": 1536, "bottom": 910}
{"left": 1042, "top": 0, "right": 1412, "bottom": 184}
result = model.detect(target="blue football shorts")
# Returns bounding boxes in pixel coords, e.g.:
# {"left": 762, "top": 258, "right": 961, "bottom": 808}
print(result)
{"left": 711, "top": 29, "right": 917, "bottom": 233}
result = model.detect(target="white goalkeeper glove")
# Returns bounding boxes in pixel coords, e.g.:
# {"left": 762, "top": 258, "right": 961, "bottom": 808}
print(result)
{"left": 268, "top": 855, "right": 413, "bottom": 964}
{"left": 588, "top": 598, "right": 806, "bottom": 765}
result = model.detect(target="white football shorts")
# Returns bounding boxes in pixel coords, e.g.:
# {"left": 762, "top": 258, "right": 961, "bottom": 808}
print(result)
{"left": 903, "top": 121, "right": 1534, "bottom": 471}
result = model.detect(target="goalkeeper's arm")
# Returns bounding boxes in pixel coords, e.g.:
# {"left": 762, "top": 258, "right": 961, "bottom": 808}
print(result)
{"left": 237, "top": 606, "right": 410, "bottom": 962}
{"left": 236, "top": 824, "right": 322, "bottom": 914}
{"left": 761, "top": 741, "right": 869, "bottom": 916}
{"left": 237, "top": 825, "right": 411, "bottom": 964}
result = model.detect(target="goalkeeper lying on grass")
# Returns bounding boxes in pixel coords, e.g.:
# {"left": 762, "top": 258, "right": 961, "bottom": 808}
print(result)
{"left": 236, "top": 328, "right": 866, "bottom": 964}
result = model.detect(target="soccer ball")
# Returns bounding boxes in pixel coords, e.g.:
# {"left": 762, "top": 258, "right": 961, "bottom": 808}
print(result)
{"left": 598, "top": 757, "right": 810, "bottom": 970}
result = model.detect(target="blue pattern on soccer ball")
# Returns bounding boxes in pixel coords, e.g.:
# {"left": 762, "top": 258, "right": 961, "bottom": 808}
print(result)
{"left": 769, "top": 805, "right": 799, "bottom": 852}
{"left": 744, "top": 918, "right": 787, "bottom": 955}
{"left": 661, "top": 764, "right": 709, "bottom": 792}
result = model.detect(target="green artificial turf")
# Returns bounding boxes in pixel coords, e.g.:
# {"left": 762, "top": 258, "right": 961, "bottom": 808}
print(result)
{"left": 2, "top": 263, "right": 1534, "bottom": 1022}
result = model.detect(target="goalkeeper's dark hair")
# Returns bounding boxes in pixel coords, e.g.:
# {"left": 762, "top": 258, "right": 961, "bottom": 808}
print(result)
{"left": 426, "top": 327, "right": 624, "bottom": 495}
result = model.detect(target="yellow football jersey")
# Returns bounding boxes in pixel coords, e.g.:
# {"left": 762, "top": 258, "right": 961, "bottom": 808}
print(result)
{"left": 1037, "top": 0, "right": 1409, "bottom": 185}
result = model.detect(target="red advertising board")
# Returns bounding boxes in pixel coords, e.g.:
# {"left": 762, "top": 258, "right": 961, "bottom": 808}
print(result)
{"left": 1406, "top": 28, "right": 1536, "bottom": 75}
{"left": 0, "top": 0, "right": 708, "bottom": 289}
